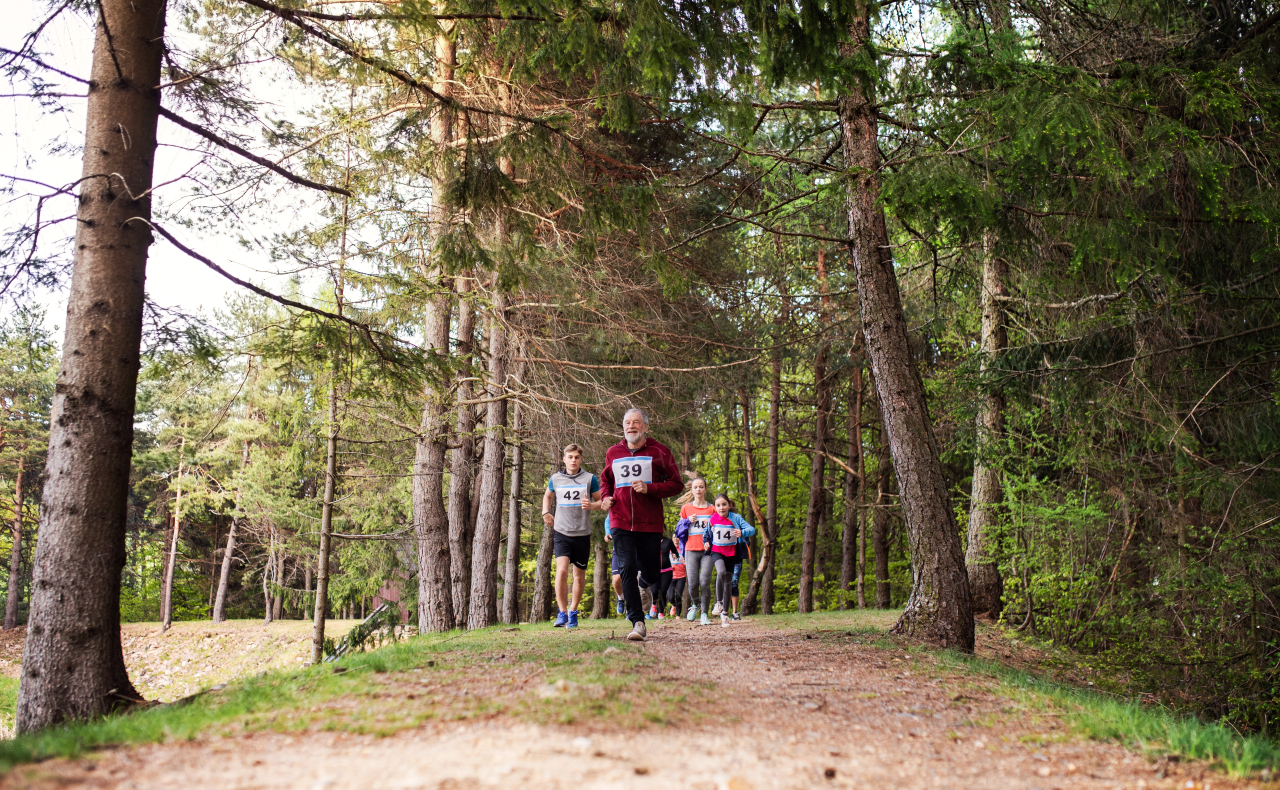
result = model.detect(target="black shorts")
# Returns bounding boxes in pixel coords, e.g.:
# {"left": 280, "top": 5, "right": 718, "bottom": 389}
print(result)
{"left": 553, "top": 532, "right": 591, "bottom": 569}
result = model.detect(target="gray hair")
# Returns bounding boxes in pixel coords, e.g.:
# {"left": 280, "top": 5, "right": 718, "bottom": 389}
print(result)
{"left": 622, "top": 408, "right": 648, "bottom": 425}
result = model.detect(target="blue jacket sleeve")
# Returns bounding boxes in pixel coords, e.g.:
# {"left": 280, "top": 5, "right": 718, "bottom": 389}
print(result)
{"left": 730, "top": 512, "right": 755, "bottom": 540}
{"left": 604, "top": 514, "right": 611, "bottom": 538}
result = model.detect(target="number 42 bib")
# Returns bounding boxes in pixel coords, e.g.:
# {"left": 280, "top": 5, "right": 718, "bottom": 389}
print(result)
{"left": 558, "top": 485, "right": 587, "bottom": 507}
{"left": 612, "top": 456, "right": 654, "bottom": 486}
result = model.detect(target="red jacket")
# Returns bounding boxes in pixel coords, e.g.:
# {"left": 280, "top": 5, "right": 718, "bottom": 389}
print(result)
{"left": 600, "top": 438, "right": 683, "bottom": 533}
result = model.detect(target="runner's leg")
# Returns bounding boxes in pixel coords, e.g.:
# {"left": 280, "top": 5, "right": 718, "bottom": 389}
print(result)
{"left": 716, "top": 556, "right": 732, "bottom": 615}
{"left": 614, "top": 530, "right": 644, "bottom": 623}
{"left": 684, "top": 550, "right": 703, "bottom": 609}
{"left": 571, "top": 566, "right": 587, "bottom": 611}
{"left": 554, "top": 555, "right": 570, "bottom": 613}
{"left": 698, "top": 553, "right": 716, "bottom": 613}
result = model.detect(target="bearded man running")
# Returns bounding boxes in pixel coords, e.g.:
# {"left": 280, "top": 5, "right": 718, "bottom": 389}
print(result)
{"left": 600, "top": 408, "right": 683, "bottom": 642}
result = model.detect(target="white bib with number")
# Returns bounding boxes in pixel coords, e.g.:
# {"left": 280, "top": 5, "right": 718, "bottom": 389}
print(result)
{"left": 612, "top": 456, "right": 653, "bottom": 486}
{"left": 711, "top": 524, "right": 737, "bottom": 547}
{"left": 558, "top": 485, "right": 587, "bottom": 507}
{"left": 691, "top": 514, "right": 711, "bottom": 535}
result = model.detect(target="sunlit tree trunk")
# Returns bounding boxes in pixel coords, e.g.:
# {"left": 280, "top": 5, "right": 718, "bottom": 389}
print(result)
{"left": 214, "top": 441, "right": 251, "bottom": 624}
{"left": 839, "top": 0, "right": 974, "bottom": 649}
{"left": 161, "top": 434, "right": 185, "bottom": 632}
{"left": 967, "top": 242, "right": 1007, "bottom": 618}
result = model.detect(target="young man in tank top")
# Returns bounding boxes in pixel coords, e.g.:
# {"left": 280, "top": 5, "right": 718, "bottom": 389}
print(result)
{"left": 542, "top": 444, "right": 603, "bottom": 628}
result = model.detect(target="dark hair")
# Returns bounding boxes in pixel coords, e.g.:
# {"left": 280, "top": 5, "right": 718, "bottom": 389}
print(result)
{"left": 713, "top": 493, "right": 736, "bottom": 511}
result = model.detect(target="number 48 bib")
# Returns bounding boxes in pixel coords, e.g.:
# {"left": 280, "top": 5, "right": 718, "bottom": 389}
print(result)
{"left": 612, "top": 456, "right": 653, "bottom": 486}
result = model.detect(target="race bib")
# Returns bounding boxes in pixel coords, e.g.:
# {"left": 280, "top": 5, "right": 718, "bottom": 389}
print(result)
{"left": 558, "top": 485, "right": 587, "bottom": 508}
{"left": 669, "top": 551, "right": 681, "bottom": 566}
{"left": 711, "top": 524, "right": 738, "bottom": 547}
{"left": 612, "top": 456, "right": 653, "bottom": 486}
{"left": 691, "top": 514, "right": 711, "bottom": 535}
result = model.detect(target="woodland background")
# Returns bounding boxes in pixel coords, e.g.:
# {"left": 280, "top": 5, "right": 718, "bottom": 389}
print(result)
{"left": 2, "top": 0, "right": 1278, "bottom": 736}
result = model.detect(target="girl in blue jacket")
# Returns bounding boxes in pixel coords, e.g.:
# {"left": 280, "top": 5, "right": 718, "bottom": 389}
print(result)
{"left": 707, "top": 493, "right": 755, "bottom": 627}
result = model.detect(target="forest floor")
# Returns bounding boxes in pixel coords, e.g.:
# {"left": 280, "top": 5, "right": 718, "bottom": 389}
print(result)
{"left": 0, "top": 610, "right": 1271, "bottom": 790}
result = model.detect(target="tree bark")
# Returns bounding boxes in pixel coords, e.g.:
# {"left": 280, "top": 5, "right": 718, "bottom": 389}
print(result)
{"left": 966, "top": 243, "right": 1007, "bottom": 619}
{"left": 841, "top": 369, "right": 864, "bottom": 609}
{"left": 873, "top": 428, "right": 892, "bottom": 609}
{"left": 739, "top": 388, "right": 769, "bottom": 614}
{"left": 501, "top": 385, "right": 526, "bottom": 624}
{"left": 468, "top": 293, "right": 509, "bottom": 629}
{"left": 213, "top": 441, "right": 250, "bottom": 624}
{"left": 531, "top": 467, "right": 555, "bottom": 623}
{"left": 413, "top": 281, "right": 456, "bottom": 633}
{"left": 761, "top": 273, "right": 787, "bottom": 615}
{"left": 448, "top": 272, "right": 477, "bottom": 627}
{"left": 5, "top": 459, "right": 25, "bottom": 630}
{"left": 272, "top": 553, "right": 285, "bottom": 621}
{"left": 161, "top": 434, "right": 185, "bottom": 632}
{"left": 839, "top": 0, "right": 974, "bottom": 650}
{"left": 591, "top": 521, "right": 608, "bottom": 620}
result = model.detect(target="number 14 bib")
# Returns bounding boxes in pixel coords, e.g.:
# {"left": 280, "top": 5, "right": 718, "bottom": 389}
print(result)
{"left": 711, "top": 524, "right": 737, "bottom": 547}
{"left": 612, "top": 456, "right": 653, "bottom": 486}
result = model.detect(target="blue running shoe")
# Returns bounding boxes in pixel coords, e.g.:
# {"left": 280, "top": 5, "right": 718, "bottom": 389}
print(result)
{"left": 616, "top": 598, "right": 625, "bottom": 615}
{"left": 553, "top": 610, "right": 568, "bottom": 628}
{"left": 567, "top": 610, "right": 579, "bottom": 629}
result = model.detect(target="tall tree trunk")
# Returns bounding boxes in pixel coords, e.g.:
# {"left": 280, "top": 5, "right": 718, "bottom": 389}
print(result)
{"left": 468, "top": 292, "right": 509, "bottom": 629}
{"left": 591, "top": 521, "right": 608, "bottom": 620}
{"left": 213, "top": 442, "right": 249, "bottom": 624}
{"left": 18, "top": 0, "right": 163, "bottom": 730}
{"left": 413, "top": 26, "right": 458, "bottom": 634}
{"left": 799, "top": 249, "right": 832, "bottom": 613}
{"left": 413, "top": 283, "right": 456, "bottom": 633}
{"left": 966, "top": 243, "right": 1007, "bottom": 619}
{"left": 5, "top": 459, "right": 25, "bottom": 630}
{"left": 531, "top": 460, "right": 555, "bottom": 623}
{"left": 262, "top": 539, "right": 275, "bottom": 625}
{"left": 502, "top": 376, "right": 526, "bottom": 624}
{"left": 873, "top": 433, "right": 892, "bottom": 609}
{"left": 762, "top": 272, "right": 787, "bottom": 615}
{"left": 272, "top": 553, "right": 285, "bottom": 621}
{"left": 311, "top": 197, "right": 347, "bottom": 658}
{"left": 839, "top": 0, "right": 974, "bottom": 650}
{"left": 161, "top": 434, "right": 185, "bottom": 632}
{"left": 841, "top": 368, "right": 865, "bottom": 609}
{"left": 740, "top": 389, "right": 769, "bottom": 614}
{"left": 448, "top": 272, "right": 477, "bottom": 627}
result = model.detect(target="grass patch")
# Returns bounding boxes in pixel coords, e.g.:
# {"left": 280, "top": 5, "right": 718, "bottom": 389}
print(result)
{"left": 0, "top": 618, "right": 698, "bottom": 772}
{"left": 939, "top": 650, "right": 1280, "bottom": 778}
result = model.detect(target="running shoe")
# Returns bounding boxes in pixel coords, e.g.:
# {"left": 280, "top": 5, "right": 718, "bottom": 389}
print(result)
{"left": 700, "top": 613, "right": 711, "bottom": 626}
{"left": 616, "top": 598, "right": 625, "bottom": 615}
{"left": 627, "top": 621, "right": 647, "bottom": 642}
{"left": 721, "top": 613, "right": 731, "bottom": 628}
{"left": 645, "top": 609, "right": 654, "bottom": 620}
{"left": 686, "top": 605, "right": 699, "bottom": 622}
{"left": 732, "top": 612, "right": 742, "bottom": 621}
{"left": 657, "top": 612, "right": 665, "bottom": 619}
{"left": 711, "top": 602, "right": 723, "bottom": 615}
{"left": 553, "top": 610, "right": 568, "bottom": 628}
{"left": 649, "top": 605, "right": 658, "bottom": 618}
{"left": 567, "top": 610, "right": 579, "bottom": 629}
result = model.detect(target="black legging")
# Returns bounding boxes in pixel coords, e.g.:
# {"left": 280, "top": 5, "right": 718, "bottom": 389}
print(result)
{"left": 655, "top": 569, "right": 674, "bottom": 610}
{"left": 669, "top": 577, "right": 687, "bottom": 611}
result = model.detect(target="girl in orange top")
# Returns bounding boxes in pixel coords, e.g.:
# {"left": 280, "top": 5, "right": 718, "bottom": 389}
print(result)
{"left": 677, "top": 477, "right": 717, "bottom": 624}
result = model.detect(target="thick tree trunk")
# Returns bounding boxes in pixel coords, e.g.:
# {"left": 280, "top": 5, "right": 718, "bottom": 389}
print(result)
{"left": 448, "top": 272, "right": 477, "bottom": 627}
{"left": 468, "top": 294, "right": 509, "bottom": 629}
{"left": 5, "top": 459, "right": 25, "bottom": 630}
{"left": 262, "top": 545, "right": 275, "bottom": 626}
{"left": 839, "top": 1, "right": 974, "bottom": 650}
{"left": 413, "top": 28, "right": 458, "bottom": 634}
{"left": 19, "top": 0, "right": 166, "bottom": 727}
{"left": 841, "top": 370, "right": 864, "bottom": 609}
{"left": 413, "top": 283, "right": 456, "bottom": 633}
{"left": 966, "top": 245, "right": 1007, "bottom": 619}
{"left": 501, "top": 393, "right": 526, "bottom": 624}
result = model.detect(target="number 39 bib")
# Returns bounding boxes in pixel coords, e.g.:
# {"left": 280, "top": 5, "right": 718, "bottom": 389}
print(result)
{"left": 612, "top": 456, "right": 654, "bottom": 486}
{"left": 558, "top": 485, "right": 587, "bottom": 507}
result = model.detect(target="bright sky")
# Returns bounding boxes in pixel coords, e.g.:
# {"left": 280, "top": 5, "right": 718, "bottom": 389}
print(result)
{"left": 3, "top": 0, "right": 328, "bottom": 338}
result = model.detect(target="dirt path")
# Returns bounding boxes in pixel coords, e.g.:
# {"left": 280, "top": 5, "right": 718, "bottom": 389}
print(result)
{"left": 0, "top": 617, "right": 1244, "bottom": 790}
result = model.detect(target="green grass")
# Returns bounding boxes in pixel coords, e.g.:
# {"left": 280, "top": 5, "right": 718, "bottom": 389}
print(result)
{"left": 0, "top": 620, "right": 683, "bottom": 772}
{"left": 937, "top": 650, "right": 1280, "bottom": 778}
